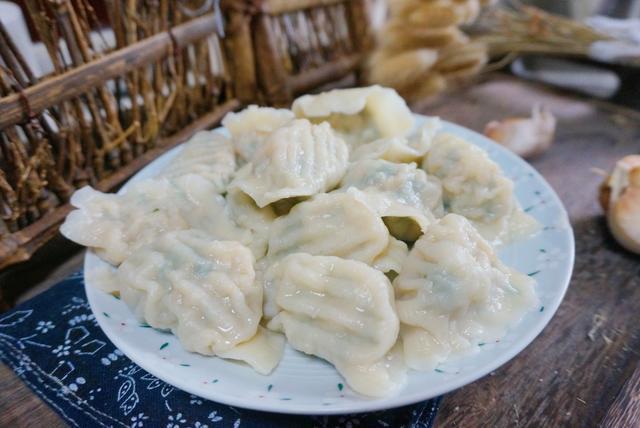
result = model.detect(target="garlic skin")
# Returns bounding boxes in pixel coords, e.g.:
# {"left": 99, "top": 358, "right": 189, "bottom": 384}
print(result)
{"left": 484, "top": 105, "right": 556, "bottom": 159}
{"left": 600, "top": 155, "right": 640, "bottom": 254}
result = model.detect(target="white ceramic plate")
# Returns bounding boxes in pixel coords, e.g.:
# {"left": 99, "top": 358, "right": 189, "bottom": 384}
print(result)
{"left": 84, "top": 115, "right": 574, "bottom": 415}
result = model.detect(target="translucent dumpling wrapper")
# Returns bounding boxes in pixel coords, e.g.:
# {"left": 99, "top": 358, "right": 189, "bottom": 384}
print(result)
{"left": 393, "top": 214, "right": 538, "bottom": 370}
{"left": 157, "top": 130, "right": 235, "bottom": 193}
{"left": 60, "top": 175, "right": 251, "bottom": 265}
{"left": 101, "top": 230, "right": 281, "bottom": 373}
{"left": 222, "top": 105, "right": 294, "bottom": 163}
{"left": 266, "top": 189, "right": 390, "bottom": 264}
{"left": 335, "top": 341, "right": 407, "bottom": 398}
{"left": 338, "top": 159, "right": 444, "bottom": 241}
{"left": 292, "top": 85, "right": 414, "bottom": 149}
{"left": 422, "top": 132, "right": 539, "bottom": 244}
{"left": 266, "top": 253, "right": 404, "bottom": 397}
{"left": 225, "top": 188, "right": 277, "bottom": 259}
{"left": 229, "top": 119, "right": 349, "bottom": 208}
{"left": 216, "top": 326, "right": 286, "bottom": 375}
{"left": 350, "top": 117, "right": 442, "bottom": 163}
{"left": 373, "top": 236, "right": 409, "bottom": 275}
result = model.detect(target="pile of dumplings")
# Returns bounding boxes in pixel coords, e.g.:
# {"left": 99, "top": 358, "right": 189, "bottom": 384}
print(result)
{"left": 61, "top": 85, "right": 540, "bottom": 398}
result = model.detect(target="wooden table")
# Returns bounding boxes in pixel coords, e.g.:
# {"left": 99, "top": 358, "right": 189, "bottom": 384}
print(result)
{"left": 1, "top": 75, "right": 639, "bottom": 427}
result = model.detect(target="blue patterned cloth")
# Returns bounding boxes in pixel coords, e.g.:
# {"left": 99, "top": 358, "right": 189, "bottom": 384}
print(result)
{"left": 0, "top": 272, "right": 440, "bottom": 427}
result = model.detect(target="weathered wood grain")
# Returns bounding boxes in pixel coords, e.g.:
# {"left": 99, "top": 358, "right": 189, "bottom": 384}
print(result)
{"left": 0, "top": 364, "right": 67, "bottom": 428}
{"left": 601, "top": 362, "right": 640, "bottom": 427}
{"left": 289, "top": 53, "right": 360, "bottom": 95}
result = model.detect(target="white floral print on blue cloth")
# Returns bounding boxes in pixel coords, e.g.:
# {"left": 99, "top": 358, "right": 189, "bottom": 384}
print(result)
{"left": 0, "top": 272, "right": 441, "bottom": 428}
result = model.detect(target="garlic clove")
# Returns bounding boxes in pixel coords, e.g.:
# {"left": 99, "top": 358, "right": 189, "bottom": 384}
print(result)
{"left": 600, "top": 155, "right": 640, "bottom": 254}
{"left": 484, "top": 105, "right": 556, "bottom": 159}
{"left": 608, "top": 187, "right": 640, "bottom": 254}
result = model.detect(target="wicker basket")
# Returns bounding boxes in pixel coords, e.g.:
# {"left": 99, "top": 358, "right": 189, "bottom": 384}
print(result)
{"left": 0, "top": 0, "right": 242, "bottom": 269}
{"left": 0, "top": 0, "right": 374, "bottom": 271}
{"left": 224, "top": 0, "right": 374, "bottom": 105}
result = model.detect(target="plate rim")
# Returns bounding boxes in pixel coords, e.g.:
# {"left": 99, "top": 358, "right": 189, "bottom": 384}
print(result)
{"left": 84, "top": 115, "right": 575, "bottom": 415}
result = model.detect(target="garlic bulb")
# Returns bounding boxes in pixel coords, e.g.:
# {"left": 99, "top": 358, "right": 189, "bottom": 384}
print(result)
{"left": 484, "top": 105, "right": 556, "bottom": 159}
{"left": 599, "top": 155, "right": 640, "bottom": 255}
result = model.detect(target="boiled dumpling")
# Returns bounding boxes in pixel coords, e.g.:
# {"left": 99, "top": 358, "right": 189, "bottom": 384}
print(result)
{"left": 117, "top": 231, "right": 260, "bottom": 349}
{"left": 393, "top": 214, "right": 538, "bottom": 370}
{"left": 225, "top": 189, "right": 277, "bottom": 259}
{"left": 350, "top": 117, "right": 442, "bottom": 163}
{"left": 338, "top": 159, "right": 443, "bottom": 241}
{"left": 158, "top": 130, "right": 235, "bottom": 193}
{"left": 334, "top": 341, "right": 407, "bottom": 398}
{"left": 292, "top": 85, "right": 414, "bottom": 149}
{"left": 266, "top": 253, "right": 404, "bottom": 397}
{"left": 423, "top": 132, "right": 538, "bottom": 243}
{"left": 373, "top": 236, "right": 409, "bottom": 276}
{"left": 60, "top": 175, "right": 251, "bottom": 265}
{"left": 216, "top": 326, "right": 285, "bottom": 375}
{"left": 222, "top": 105, "right": 294, "bottom": 163}
{"left": 267, "top": 190, "right": 389, "bottom": 264}
{"left": 229, "top": 119, "right": 349, "bottom": 208}
{"left": 114, "top": 230, "right": 284, "bottom": 374}
{"left": 263, "top": 190, "right": 391, "bottom": 321}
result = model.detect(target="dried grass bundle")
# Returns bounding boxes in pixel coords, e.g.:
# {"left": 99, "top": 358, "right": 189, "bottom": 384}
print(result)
{"left": 471, "top": 2, "right": 612, "bottom": 60}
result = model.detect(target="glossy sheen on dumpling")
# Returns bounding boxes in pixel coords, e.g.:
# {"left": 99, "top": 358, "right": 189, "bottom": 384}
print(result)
{"left": 423, "top": 132, "right": 538, "bottom": 243}
{"left": 116, "top": 230, "right": 261, "bottom": 354}
{"left": 222, "top": 105, "right": 294, "bottom": 163}
{"left": 373, "top": 236, "right": 409, "bottom": 275}
{"left": 337, "top": 342, "right": 407, "bottom": 398}
{"left": 393, "top": 214, "right": 538, "bottom": 370}
{"left": 266, "top": 254, "right": 402, "bottom": 396}
{"left": 229, "top": 119, "right": 349, "bottom": 208}
{"left": 350, "top": 117, "right": 442, "bottom": 163}
{"left": 158, "top": 130, "right": 235, "bottom": 193}
{"left": 60, "top": 175, "right": 251, "bottom": 265}
{"left": 216, "top": 326, "right": 285, "bottom": 375}
{"left": 267, "top": 190, "right": 389, "bottom": 264}
{"left": 339, "top": 159, "right": 443, "bottom": 240}
{"left": 292, "top": 85, "right": 414, "bottom": 148}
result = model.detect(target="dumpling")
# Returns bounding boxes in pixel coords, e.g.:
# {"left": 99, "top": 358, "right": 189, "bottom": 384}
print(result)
{"left": 422, "top": 132, "right": 538, "bottom": 243}
{"left": 225, "top": 188, "right": 277, "bottom": 259}
{"left": 222, "top": 105, "right": 294, "bottom": 163}
{"left": 267, "top": 190, "right": 389, "bottom": 264}
{"left": 266, "top": 253, "right": 404, "bottom": 397}
{"left": 216, "top": 326, "right": 286, "bottom": 375}
{"left": 229, "top": 119, "right": 349, "bottom": 208}
{"left": 158, "top": 130, "right": 235, "bottom": 193}
{"left": 333, "top": 341, "right": 407, "bottom": 398}
{"left": 292, "top": 85, "right": 414, "bottom": 148}
{"left": 60, "top": 175, "right": 251, "bottom": 265}
{"left": 393, "top": 214, "right": 538, "bottom": 370}
{"left": 373, "top": 236, "right": 409, "bottom": 276}
{"left": 338, "top": 159, "right": 443, "bottom": 241}
{"left": 350, "top": 117, "right": 442, "bottom": 163}
{"left": 117, "top": 231, "right": 258, "bottom": 347}
{"left": 114, "top": 230, "right": 284, "bottom": 374}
